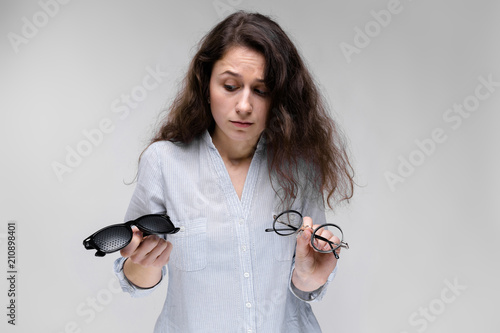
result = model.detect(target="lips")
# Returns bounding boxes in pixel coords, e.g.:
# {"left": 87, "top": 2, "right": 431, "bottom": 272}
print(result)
{"left": 230, "top": 121, "right": 253, "bottom": 128}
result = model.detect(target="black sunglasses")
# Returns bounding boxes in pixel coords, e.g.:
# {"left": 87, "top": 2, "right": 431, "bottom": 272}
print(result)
{"left": 83, "top": 213, "right": 180, "bottom": 257}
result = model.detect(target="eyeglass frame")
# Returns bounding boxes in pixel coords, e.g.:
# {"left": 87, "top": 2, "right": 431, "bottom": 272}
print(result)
{"left": 265, "top": 209, "right": 349, "bottom": 259}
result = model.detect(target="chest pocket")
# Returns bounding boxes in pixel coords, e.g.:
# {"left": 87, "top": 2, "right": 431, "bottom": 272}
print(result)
{"left": 168, "top": 218, "right": 207, "bottom": 271}
{"left": 273, "top": 234, "right": 297, "bottom": 261}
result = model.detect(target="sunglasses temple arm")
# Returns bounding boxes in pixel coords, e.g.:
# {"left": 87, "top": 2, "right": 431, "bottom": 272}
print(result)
{"left": 95, "top": 250, "right": 106, "bottom": 257}
{"left": 82, "top": 237, "right": 107, "bottom": 257}
{"left": 83, "top": 237, "right": 93, "bottom": 250}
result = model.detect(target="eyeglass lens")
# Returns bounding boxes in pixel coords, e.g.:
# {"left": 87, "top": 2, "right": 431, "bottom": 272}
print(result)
{"left": 273, "top": 211, "right": 303, "bottom": 235}
{"left": 311, "top": 223, "right": 349, "bottom": 257}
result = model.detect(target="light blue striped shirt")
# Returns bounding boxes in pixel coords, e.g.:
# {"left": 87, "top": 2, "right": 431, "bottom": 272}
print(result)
{"left": 114, "top": 130, "right": 337, "bottom": 332}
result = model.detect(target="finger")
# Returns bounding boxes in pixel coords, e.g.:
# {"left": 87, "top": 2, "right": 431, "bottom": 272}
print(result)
{"left": 151, "top": 241, "right": 174, "bottom": 268}
{"left": 302, "top": 216, "right": 313, "bottom": 229}
{"left": 311, "top": 227, "right": 331, "bottom": 251}
{"left": 325, "top": 235, "right": 341, "bottom": 253}
{"left": 310, "top": 225, "right": 331, "bottom": 251}
{"left": 120, "top": 227, "right": 143, "bottom": 257}
{"left": 134, "top": 237, "right": 170, "bottom": 267}
{"left": 295, "top": 217, "right": 314, "bottom": 258}
{"left": 313, "top": 226, "right": 341, "bottom": 253}
{"left": 300, "top": 217, "right": 314, "bottom": 240}
{"left": 129, "top": 235, "right": 164, "bottom": 260}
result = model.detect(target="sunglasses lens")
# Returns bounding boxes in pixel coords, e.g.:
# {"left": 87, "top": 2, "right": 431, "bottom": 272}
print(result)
{"left": 136, "top": 215, "right": 174, "bottom": 234}
{"left": 93, "top": 226, "right": 132, "bottom": 253}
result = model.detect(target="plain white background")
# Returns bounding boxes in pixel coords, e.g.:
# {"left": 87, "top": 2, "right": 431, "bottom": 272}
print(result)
{"left": 1, "top": 0, "right": 499, "bottom": 332}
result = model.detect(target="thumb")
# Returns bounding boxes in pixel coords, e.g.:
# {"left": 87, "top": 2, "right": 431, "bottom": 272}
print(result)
{"left": 120, "top": 226, "right": 143, "bottom": 257}
{"left": 295, "top": 217, "right": 313, "bottom": 258}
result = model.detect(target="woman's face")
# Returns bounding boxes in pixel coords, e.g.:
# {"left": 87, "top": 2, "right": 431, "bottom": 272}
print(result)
{"left": 209, "top": 46, "right": 271, "bottom": 146}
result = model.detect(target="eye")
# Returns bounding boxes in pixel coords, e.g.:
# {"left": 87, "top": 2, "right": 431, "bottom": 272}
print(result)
{"left": 224, "top": 84, "right": 238, "bottom": 91}
{"left": 254, "top": 88, "right": 269, "bottom": 96}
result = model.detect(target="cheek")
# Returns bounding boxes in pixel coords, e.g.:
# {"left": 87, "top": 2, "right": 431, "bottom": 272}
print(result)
{"left": 210, "top": 96, "right": 230, "bottom": 123}
{"left": 210, "top": 85, "right": 231, "bottom": 110}
{"left": 258, "top": 103, "right": 271, "bottom": 124}
{"left": 208, "top": 86, "right": 223, "bottom": 118}
{"left": 210, "top": 105, "right": 222, "bottom": 126}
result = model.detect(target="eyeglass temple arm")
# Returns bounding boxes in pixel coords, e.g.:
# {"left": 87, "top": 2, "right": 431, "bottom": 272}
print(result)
{"left": 265, "top": 226, "right": 299, "bottom": 232}
{"left": 265, "top": 218, "right": 301, "bottom": 232}
{"left": 265, "top": 228, "right": 349, "bottom": 249}
{"left": 313, "top": 233, "right": 349, "bottom": 249}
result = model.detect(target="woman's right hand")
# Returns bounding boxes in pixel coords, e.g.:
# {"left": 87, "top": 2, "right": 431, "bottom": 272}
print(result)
{"left": 120, "top": 227, "right": 173, "bottom": 288}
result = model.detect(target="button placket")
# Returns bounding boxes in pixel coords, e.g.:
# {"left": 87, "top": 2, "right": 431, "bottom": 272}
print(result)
{"left": 236, "top": 215, "right": 257, "bottom": 330}
{"left": 206, "top": 130, "right": 264, "bottom": 331}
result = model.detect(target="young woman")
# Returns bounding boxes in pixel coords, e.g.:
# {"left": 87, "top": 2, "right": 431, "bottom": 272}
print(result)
{"left": 114, "top": 11, "right": 354, "bottom": 332}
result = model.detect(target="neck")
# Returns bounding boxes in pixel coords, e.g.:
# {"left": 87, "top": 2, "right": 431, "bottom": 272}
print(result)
{"left": 211, "top": 130, "right": 258, "bottom": 165}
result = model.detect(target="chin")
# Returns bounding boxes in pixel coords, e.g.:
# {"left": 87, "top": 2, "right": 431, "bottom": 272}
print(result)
{"left": 230, "top": 130, "right": 260, "bottom": 142}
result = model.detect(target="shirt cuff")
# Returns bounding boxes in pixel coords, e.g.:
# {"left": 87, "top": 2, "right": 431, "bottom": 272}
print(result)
{"left": 289, "top": 263, "right": 338, "bottom": 302}
{"left": 113, "top": 257, "right": 166, "bottom": 298}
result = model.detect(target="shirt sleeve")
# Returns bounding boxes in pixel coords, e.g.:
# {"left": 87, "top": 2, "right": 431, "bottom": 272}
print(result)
{"left": 124, "top": 142, "right": 167, "bottom": 221}
{"left": 288, "top": 261, "right": 338, "bottom": 302}
{"left": 113, "top": 142, "right": 168, "bottom": 297}
{"left": 114, "top": 257, "right": 167, "bottom": 297}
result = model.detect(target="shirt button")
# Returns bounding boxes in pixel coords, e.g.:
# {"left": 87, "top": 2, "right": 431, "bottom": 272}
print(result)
{"left": 239, "top": 218, "right": 244, "bottom": 225}
{"left": 246, "top": 302, "right": 252, "bottom": 308}
{"left": 244, "top": 272, "right": 250, "bottom": 278}
{"left": 241, "top": 245, "right": 246, "bottom": 252}
{"left": 247, "top": 330, "right": 252, "bottom": 333}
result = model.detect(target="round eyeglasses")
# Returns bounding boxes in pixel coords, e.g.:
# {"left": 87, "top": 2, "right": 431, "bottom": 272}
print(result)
{"left": 265, "top": 210, "right": 349, "bottom": 259}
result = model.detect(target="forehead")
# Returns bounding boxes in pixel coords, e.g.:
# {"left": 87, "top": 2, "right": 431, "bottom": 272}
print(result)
{"left": 213, "top": 46, "right": 266, "bottom": 77}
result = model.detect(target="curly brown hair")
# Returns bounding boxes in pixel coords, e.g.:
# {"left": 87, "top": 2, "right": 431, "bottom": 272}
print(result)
{"left": 149, "top": 11, "right": 354, "bottom": 209}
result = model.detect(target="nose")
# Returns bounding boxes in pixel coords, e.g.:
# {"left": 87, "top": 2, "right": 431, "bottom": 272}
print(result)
{"left": 236, "top": 89, "right": 253, "bottom": 113}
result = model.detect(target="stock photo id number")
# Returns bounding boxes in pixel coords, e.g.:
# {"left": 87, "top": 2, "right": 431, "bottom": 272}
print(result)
{"left": 6, "top": 221, "right": 18, "bottom": 325}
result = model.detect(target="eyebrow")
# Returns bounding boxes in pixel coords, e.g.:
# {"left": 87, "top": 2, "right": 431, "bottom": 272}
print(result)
{"left": 219, "top": 70, "right": 265, "bottom": 83}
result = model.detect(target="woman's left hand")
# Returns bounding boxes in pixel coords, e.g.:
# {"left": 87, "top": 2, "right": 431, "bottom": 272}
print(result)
{"left": 292, "top": 216, "right": 340, "bottom": 292}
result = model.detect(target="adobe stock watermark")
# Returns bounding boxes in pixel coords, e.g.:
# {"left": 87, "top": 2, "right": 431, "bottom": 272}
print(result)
{"left": 339, "top": 0, "right": 416, "bottom": 64}
{"left": 385, "top": 74, "right": 499, "bottom": 192}
{"left": 400, "top": 277, "right": 467, "bottom": 333}
{"left": 213, "top": 0, "right": 243, "bottom": 18}
{"left": 54, "top": 275, "right": 122, "bottom": 333}
{"left": 7, "top": 0, "right": 72, "bottom": 54}
{"left": 51, "top": 64, "right": 169, "bottom": 182}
